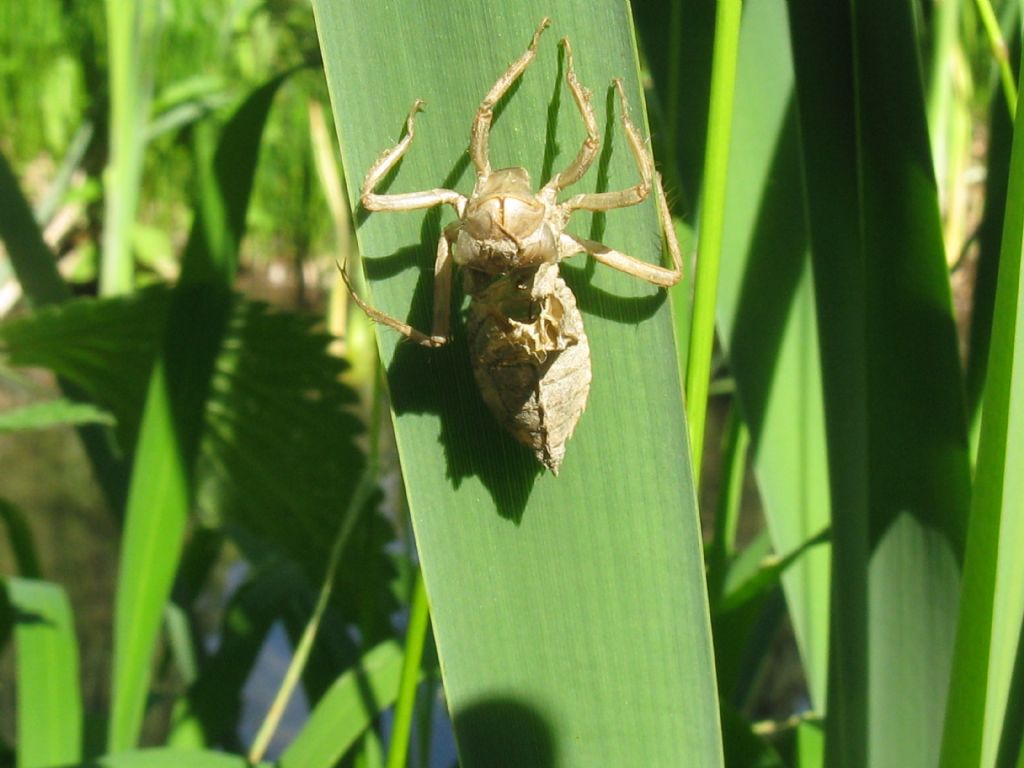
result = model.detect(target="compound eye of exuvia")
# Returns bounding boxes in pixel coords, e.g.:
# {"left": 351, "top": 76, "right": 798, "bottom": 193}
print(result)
{"left": 465, "top": 201, "right": 499, "bottom": 239}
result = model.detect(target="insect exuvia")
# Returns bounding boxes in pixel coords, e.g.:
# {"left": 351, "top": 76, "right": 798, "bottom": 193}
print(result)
{"left": 346, "top": 17, "right": 682, "bottom": 474}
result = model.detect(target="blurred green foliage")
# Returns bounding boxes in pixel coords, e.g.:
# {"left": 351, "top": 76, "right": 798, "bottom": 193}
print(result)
{"left": 0, "top": 0, "right": 330, "bottom": 280}
{"left": 1, "top": 0, "right": 1023, "bottom": 766}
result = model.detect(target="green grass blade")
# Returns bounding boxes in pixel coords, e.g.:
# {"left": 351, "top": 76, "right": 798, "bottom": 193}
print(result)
{"left": 33, "top": 120, "right": 94, "bottom": 226}
{"left": 0, "top": 148, "right": 71, "bottom": 307}
{"left": 100, "top": 0, "right": 159, "bottom": 295}
{"left": 247, "top": 468, "right": 378, "bottom": 763}
{"left": 108, "top": 77, "right": 285, "bottom": 752}
{"left": 312, "top": 3, "right": 723, "bottom": 764}
{"left": 713, "top": 0, "right": 831, "bottom": 710}
{"left": 638, "top": 0, "right": 832, "bottom": 711}
{"left": 966, "top": 35, "right": 1017, "bottom": 437}
{"left": 385, "top": 570, "right": 429, "bottom": 768}
{"left": 787, "top": 1, "right": 972, "bottom": 765}
{"left": 974, "top": 0, "right": 1019, "bottom": 116}
{"left": 279, "top": 640, "right": 406, "bottom": 768}
{"left": 939, "top": 41, "right": 1024, "bottom": 768}
{"left": 684, "top": 0, "right": 741, "bottom": 482}
{"left": 795, "top": 720, "right": 825, "bottom": 768}
{"left": 719, "top": 528, "right": 829, "bottom": 617}
{"left": 8, "top": 577, "right": 82, "bottom": 767}
{"left": 0, "top": 498, "right": 43, "bottom": 578}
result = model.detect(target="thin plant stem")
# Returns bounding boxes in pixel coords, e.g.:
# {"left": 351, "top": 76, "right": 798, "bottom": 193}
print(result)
{"left": 684, "top": 0, "right": 743, "bottom": 484}
{"left": 101, "top": 0, "right": 159, "bottom": 296}
{"left": 247, "top": 237, "right": 387, "bottom": 763}
{"left": 974, "top": 0, "right": 1018, "bottom": 116}
{"left": 386, "top": 570, "right": 431, "bottom": 768}
{"left": 309, "top": 99, "right": 355, "bottom": 352}
{"left": 926, "top": 0, "right": 962, "bottom": 195}
{"left": 247, "top": 466, "right": 378, "bottom": 764}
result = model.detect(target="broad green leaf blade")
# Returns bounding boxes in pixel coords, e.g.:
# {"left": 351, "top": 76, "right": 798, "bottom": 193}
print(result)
{"left": 109, "top": 76, "right": 286, "bottom": 752}
{"left": 787, "top": 2, "right": 972, "bottom": 766}
{"left": 8, "top": 577, "right": 82, "bottom": 767}
{"left": 637, "top": 0, "right": 830, "bottom": 711}
{"left": 712, "top": 0, "right": 831, "bottom": 710}
{"left": 312, "top": 2, "right": 722, "bottom": 765}
{"left": 0, "top": 399, "right": 114, "bottom": 432}
{"left": 939, "top": 42, "right": 1024, "bottom": 768}
{"left": 0, "top": 286, "right": 171, "bottom": 449}
{"left": 279, "top": 640, "right": 405, "bottom": 768}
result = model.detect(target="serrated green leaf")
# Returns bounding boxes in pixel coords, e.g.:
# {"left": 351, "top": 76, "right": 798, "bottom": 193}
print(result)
{"left": 8, "top": 577, "right": 82, "bottom": 768}
{"left": 196, "top": 300, "right": 393, "bottom": 635}
{"left": 0, "top": 286, "right": 171, "bottom": 450}
{"left": 0, "top": 282, "right": 391, "bottom": 631}
{"left": 313, "top": 3, "right": 722, "bottom": 765}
